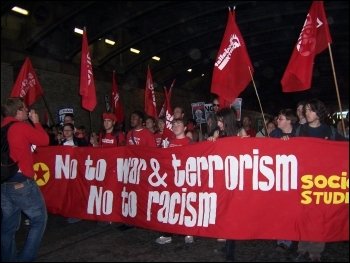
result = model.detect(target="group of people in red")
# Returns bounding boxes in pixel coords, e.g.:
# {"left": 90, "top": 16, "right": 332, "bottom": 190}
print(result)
{"left": 1, "top": 95, "right": 348, "bottom": 262}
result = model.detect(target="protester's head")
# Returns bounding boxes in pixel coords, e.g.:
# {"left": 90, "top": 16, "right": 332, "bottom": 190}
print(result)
{"left": 145, "top": 116, "right": 157, "bottom": 132}
{"left": 296, "top": 101, "right": 306, "bottom": 124}
{"left": 1, "top": 97, "right": 28, "bottom": 121}
{"left": 64, "top": 113, "right": 75, "bottom": 125}
{"left": 173, "top": 106, "right": 184, "bottom": 119}
{"left": 304, "top": 99, "right": 328, "bottom": 124}
{"left": 130, "top": 110, "right": 144, "bottom": 129}
{"left": 172, "top": 118, "right": 186, "bottom": 137}
{"left": 102, "top": 113, "right": 116, "bottom": 132}
{"left": 62, "top": 123, "right": 75, "bottom": 139}
{"left": 75, "top": 125, "right": 86, "bottom": 139}
{"left": 276, "top": 108, "right": 297, "bottom": 130}
{"left": 212, "top": 98, "right": 220, "bottom": 113}
{"left": 216, "top": 107, "right": 238, "bottom": 136}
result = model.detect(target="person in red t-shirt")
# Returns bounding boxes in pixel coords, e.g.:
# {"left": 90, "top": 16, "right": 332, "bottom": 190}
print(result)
{"left": 126, "top": 110, "right": 156, "bottom": 147}
{"left": 91, "top": 113, "right": 125, "bottom": 147}
{"left": 155, "top": 116, "right": 174, "bottom": 147}
{"left": 155, "top": 118, "right": 193, "bottom": 245}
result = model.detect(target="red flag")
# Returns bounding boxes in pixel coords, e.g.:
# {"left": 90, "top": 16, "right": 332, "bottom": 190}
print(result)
{"left": 10, "top": 57, "right": 44, "bottom": 106}
{"left": 158, "top": 79, "right": 175, "bottom": 117}
{"left": 79, "top": 28, "right": 97, "bottom": 111}
{"left": 163, "top": 86, "right": 174, "bottom": 130}
{"left": 211, "top": 9, "right": 253, "bottom": 106}
{"left": 111, "top": 71, "right": 124, "bottom": 123}
{"left": 281, "top": 1, "right": 332, "bottom": 92}
{"left": 144, "top": 66, "right": 157, "bottom": 118}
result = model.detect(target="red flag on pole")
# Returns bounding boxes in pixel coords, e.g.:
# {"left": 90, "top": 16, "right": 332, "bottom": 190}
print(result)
{"left": 158, "top": 79, "right": 175, "bottom": 117}
{"left": 10, "top": 57, "right": 44, "bottom": 106}
{"left": 144, "top": 66, "right": 157, "bottom": 118}
{"left": 163, "top": 85, "right": 174, "bottom": 130}
{"left": 211, "top": 9, "right": 253, "bottom": 107}
{"left": 79, "top": 28, "right": 97, "bottom": 111}
{"left": 281, "top": 1, "right": 332, "bottom": 92}
{"left": 111, "top": 71, "right": 124, "bottom": 123}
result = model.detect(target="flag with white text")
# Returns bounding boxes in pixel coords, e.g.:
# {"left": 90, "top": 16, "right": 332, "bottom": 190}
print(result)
{"left": 211, "top": 9, "right": 253, "bottom": 107}
{"left": 79, "top": 28, "right": 97, "bottom": 111}
{"left": 144, "top": 66, "right": 157, "bottom": 118}
{"left": 281, "top": 1, "right": 332, "bottom": 92}
{"left": 10, "top": 57, "right": 44, "bottom": 106}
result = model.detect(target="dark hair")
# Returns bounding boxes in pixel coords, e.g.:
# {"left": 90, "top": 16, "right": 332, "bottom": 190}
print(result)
{"left": 1, "top": 97, "right": 24, "bottom": 117}
{"left": 304, "top": 99, "right": 328, "bottom": 123}
{"left": 131, "top": 110, "right": 145, "bottom": 121}
{"left": 216, "top": 107, "right": 238, "bottom": 137}
{"left": 278, "top": 108, "right": 297, "bottom": 124}
{"left": 63, "top": 123, "right": 74, "bottom": 131}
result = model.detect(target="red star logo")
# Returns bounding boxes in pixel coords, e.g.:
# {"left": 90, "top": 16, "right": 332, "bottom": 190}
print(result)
{"left": 35, "top": 164, "right": 47, "bottom": 182}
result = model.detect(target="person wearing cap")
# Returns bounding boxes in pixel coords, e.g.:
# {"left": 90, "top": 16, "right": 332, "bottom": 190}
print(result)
{"left": 91, "top": 112, "right": 125, "bottom": 147}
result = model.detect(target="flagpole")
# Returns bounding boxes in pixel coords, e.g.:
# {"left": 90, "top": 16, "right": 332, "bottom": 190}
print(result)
{"left": 248, "top": 66, "right": 269, "bottom": 137}
{"left": 88, "top": 112, "right": 93, "bottom": 135}
{"left": 327, "top": 43, "right": 346, "bottom": 135}
{"left": 41, "top": 95, "right": 57, "bottom": 130}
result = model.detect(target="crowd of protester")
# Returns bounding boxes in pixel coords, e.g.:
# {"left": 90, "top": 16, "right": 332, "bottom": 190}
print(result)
{"left": 1, "top": 95, "right": 348, "bottom": 262}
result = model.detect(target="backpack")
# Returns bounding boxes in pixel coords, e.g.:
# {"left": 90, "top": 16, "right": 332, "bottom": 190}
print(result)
{"left": 1, "top": 122, "right": 19, "bottom": 183}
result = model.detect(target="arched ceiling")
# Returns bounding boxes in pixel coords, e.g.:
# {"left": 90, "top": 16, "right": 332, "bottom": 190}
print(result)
{"left": 1, "top": 1, "right": 349, "bottom": 114}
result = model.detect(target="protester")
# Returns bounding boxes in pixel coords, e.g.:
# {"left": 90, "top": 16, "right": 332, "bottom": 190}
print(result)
{"left": 1, "top": 97, "right": 49, "bottom": 262}
{"left": 295, "top": 99, "right": 345, "bottom": 262}
{"left": 207, "top": 107, "right": 247, "bottom": 261}
{"left": 90, "top": 112, "right": 125, "bottom": 147}
{"left": 155, "top": 118, "right": 194, "bottom": 245}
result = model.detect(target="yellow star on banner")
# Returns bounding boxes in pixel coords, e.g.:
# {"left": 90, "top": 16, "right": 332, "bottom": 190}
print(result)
{"left": 33, "top": 162, "right": 50, "bottom": 186}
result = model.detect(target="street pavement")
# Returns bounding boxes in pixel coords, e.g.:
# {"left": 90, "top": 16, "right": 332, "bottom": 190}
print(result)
{"left": 17, "top": 214, "right": 349, "bottom": 262}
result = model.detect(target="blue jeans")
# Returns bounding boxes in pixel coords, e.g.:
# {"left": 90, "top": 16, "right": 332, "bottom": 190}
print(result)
{"left": 1, "top": 176, "right": 47, "bottom": 262}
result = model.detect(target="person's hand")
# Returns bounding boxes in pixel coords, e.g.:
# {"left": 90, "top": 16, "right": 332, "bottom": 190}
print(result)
{"left": 90, "top": 132, "right": 98, "bottom": 146}
{"left": 207, "top": 136, "right": 217, "bottom": 142}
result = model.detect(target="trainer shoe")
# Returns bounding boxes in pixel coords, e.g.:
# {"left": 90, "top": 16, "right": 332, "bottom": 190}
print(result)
{"left": 155, "top": 236, "right": 172, "bottom": 244}
{"left": 184, "top": 235, "right": 194, "bottom": 244}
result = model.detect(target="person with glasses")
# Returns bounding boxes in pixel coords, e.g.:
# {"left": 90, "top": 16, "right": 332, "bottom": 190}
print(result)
{"left": 1, "top": 97, "right": 49, "bottom": 262}
{"left": 60, "top": 123, "right": 88, "bottom": 147}
{"left": 269, "top": 109, "right": 298, "bottom": 140}
{"left": 268, "top": 109, "right": 297, "bottom": 252}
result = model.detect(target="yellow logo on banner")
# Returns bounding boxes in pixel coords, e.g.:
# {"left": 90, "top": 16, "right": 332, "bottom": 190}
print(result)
{"left": 33, "top": 162, "right": 50, "bottom": 186}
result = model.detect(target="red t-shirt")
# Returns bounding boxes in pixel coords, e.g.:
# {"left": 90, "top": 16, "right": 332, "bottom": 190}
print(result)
{"left": 126, "top": 128, "right": 156, "bottom": 147}
{"left": 168, "top": 137, "right": 191, "bottom": 147}
{"left": 99, "top": 132, "right": 125, "bottom": 147}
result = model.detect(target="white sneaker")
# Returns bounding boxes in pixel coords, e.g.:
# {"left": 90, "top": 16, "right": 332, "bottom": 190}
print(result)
{"left": 184, "top": 235, "right": 194, "bottom": 244}
{"left": 155, "top": 236, "right": 172, "bottom": 244}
